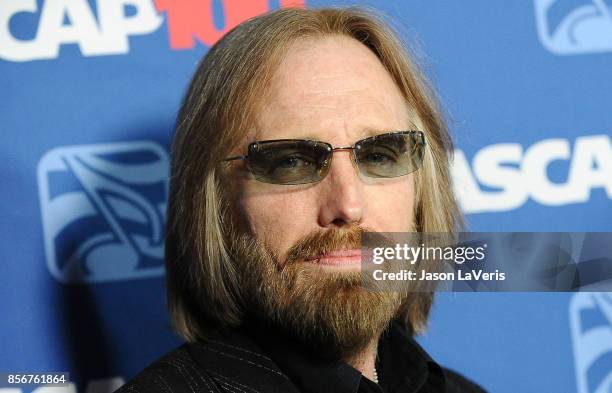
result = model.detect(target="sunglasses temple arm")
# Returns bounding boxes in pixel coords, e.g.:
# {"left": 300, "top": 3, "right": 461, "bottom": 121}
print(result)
{"left": 222, "top": 155, "right": 248, "bottom": 162}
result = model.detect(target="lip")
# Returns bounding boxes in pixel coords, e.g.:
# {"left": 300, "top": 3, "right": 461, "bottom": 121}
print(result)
{"left": 306, "top": 248, "right": 363, "bottom": 266}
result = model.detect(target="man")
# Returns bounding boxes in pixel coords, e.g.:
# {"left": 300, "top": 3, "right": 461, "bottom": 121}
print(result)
{"left": 117, "top": 6, "right": 484, "bottom": 393}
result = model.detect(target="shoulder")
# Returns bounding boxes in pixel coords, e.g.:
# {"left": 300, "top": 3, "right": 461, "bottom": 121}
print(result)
{"left": 114, "top": 330, "right": 295, "bottom": 393}
{"left": 114, "top": 345, "right": 219, "bottom": 393}
{"left": 443, "top": 367, "right": 488, "bottom": 393}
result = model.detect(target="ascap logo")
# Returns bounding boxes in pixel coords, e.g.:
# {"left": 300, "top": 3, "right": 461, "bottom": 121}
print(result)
{"left": 570, "top": 293, "right": 612, "bottom": 393}
{"left": 534, "top": 0, "right": 612, "bottom": 55}
{"left": 0, "top": 0, "right": 304, "bottom": 62}
{"left": 0, "top": 0, "right": 163, "bottom": 61}
{"left": 37, "top": 141, "right": 168, "bottom": 284}
{"left": 156, "top": 0, "right": 303, "bottom": 50}
{"left": 453, "top": 134, "right": 612, "bottom": 214}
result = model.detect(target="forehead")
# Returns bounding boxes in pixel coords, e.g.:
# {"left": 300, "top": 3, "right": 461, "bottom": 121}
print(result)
{"left": 250, "top": 35, "right": 415, "bottom": 144}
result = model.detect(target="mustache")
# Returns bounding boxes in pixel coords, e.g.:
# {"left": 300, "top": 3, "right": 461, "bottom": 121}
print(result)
{"left": 283, "top": 224, "right": 394, "bottom": 266}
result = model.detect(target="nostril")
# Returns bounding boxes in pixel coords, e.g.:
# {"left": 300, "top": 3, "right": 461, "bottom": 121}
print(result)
{"left": 332, "top": 217, "right": 349, "bottom": 227}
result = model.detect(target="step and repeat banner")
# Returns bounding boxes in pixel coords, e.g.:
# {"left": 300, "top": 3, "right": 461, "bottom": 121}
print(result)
{"left": 1, "top": 0, "right": 611, "bottom": 392}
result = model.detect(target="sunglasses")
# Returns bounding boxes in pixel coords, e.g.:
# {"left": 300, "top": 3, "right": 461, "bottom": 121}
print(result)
{"left": 222, "top": 130, "right": 426, "bottom": 185}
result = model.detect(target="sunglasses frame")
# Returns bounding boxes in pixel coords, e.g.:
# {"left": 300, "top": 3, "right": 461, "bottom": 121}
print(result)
{"left": 222, "top": 130, "right": 426, "bottom": 184}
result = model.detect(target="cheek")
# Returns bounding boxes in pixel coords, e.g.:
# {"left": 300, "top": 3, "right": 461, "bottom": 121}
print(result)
{"left": 365, "top": 177, "right": 415, "bottom": 232}
{"left": 238, "top": 190, "right": 315, "bottom": 256}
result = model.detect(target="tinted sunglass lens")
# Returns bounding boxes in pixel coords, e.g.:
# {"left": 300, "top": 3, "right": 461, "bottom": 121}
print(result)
{"left": 355, "top": 132, "right": 424, "bottom": 178}
{"left": 248, "top": 141, "right": 331, "bottom": 184}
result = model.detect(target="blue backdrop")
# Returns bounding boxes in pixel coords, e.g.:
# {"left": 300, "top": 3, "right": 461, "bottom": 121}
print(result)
{"left": 1, "top": 1, "right": 611, "bottom": 392}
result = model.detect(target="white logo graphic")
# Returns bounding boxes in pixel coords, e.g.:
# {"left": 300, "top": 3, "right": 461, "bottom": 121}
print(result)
{"left": 37, "top": 141, "right": 168, "bottom": 284}
{"left": 534, "top": 0, "right": 612, "bottom": 55}
{"left": 0, "top": 0, "right": 303, "bottom": 62}
{"left": 0, "top": 0, "right": 162, "bottom": 61}
{"left": 570, "top": 293, "right": 612, "bottom": 393}
{"left": 453, "top": 134, "right": 612, "bottom": 214}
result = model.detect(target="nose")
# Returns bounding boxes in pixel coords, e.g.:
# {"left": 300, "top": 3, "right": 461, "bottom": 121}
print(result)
{"left": 317, "top": 150, "right": 365, "bottom": 228}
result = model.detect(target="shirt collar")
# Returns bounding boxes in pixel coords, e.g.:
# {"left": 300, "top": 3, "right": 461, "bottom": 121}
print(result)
{"left": 377, "top": 320, "right": 446, "bottom": 392}
{"left": 245, "top": 320, "right": 363, "bottom": 393}
{"left": 245, "top": 319, "right": 446, "bottom": 393}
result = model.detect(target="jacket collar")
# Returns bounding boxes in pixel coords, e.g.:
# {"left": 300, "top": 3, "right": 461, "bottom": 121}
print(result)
{"left": 186, "top": 319, "right": 446, "bottom": 393}
{"left": 186, "top": 326, "right": 301, "bottom": 392}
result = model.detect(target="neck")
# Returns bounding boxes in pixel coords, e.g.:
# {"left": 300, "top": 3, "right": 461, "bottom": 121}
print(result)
{"left": 345, "top": 338, "right": 379, "bottom": 383}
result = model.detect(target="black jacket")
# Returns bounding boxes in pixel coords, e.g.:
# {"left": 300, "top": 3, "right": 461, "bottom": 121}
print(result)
{"left": 116, "top": 321, "right": 486, "bottom": 393}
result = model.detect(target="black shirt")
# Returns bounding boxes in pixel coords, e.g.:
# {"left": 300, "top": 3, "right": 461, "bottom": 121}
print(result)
{"left": 247, "top": 319, "right": 476, "bottom": 393}
{"left": 116, "top": 320, "right": 486, "bottom": 393}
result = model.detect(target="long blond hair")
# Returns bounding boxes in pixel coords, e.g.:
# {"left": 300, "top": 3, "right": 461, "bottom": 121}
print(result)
{"left": 165, "top": 6, "right": 463, "bottom": 342}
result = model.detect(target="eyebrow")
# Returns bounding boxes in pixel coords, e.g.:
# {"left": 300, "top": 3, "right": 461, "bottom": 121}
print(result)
{"left": 359, "top": 127, "right": 391, "bottom": 139}
{"left": 357, "top": 126, "right": 418, "bottom": 140}
{"left": 251, "top": 125, "right": 420, "bottom": 144}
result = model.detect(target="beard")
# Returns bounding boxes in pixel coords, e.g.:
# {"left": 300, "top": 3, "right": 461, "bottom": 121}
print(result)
{"left": 229, "top": 223, "right": 409, "bottom": 361}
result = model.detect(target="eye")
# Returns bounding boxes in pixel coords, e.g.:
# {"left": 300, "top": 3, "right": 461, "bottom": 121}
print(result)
{"left": 272, "top": 155, "right": 313, "bottom": 170}
{"left": 362, "top": 152, "right": 395, "bottom": 165}
{"left": 364, "top": 153, "right": 391, "bottom": 165}
{"left": 276, "top": 156, "right": 311, "bottom": 169}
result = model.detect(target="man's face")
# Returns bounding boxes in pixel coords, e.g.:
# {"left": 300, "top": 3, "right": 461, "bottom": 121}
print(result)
{"left": 232, "top": 35, "right": 416, "bottom": 263}
{"left": 226, "top": 35, "right": 418, "bottom": 359}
